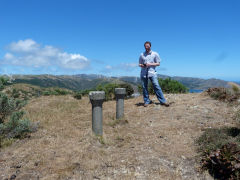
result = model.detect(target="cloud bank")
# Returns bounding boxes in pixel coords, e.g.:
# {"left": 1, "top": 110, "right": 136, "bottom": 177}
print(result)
{"left": 1, "top": 39, "right": 90, "bottom": 71}
{"left": 102, "top": 63, "right": 138, "bottom": 73}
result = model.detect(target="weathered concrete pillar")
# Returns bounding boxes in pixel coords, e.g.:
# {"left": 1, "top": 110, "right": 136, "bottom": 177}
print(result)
{"left": 115, "top": 88, "right": 126, "bottom": 119}
{"left": 89, "top": 91, "right": 105, "bottom": 135}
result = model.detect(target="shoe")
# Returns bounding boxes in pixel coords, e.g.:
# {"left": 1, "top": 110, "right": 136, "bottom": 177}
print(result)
{"left": 161, "top": 102, "right": 170, "bottom": 107}
{"left": 144, "top": 100, "right": 153, "bottom": 107}
{"left": 144, "top": 103, "right": 149, "bottom": 107}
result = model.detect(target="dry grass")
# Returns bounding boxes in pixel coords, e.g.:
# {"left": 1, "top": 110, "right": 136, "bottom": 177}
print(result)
{"left": 0, "top": 93, "right": 236, "bottom": 179}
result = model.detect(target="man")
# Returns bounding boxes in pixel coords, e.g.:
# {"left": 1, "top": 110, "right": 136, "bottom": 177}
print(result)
{"left": 139, "top": 41, "right": 169, "bottom": 107}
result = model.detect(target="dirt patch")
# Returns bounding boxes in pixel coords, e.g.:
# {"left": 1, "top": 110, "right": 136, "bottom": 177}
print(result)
{"left": 0, "top": 93, "right": 236, "bottom": 179}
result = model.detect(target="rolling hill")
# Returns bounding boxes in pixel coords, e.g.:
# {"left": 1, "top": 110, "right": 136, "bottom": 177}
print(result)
{"left": 4, "top": 74, "right": 231, "bottom": 91}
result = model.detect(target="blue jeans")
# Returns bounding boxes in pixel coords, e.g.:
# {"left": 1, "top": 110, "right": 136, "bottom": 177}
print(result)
{"left": 141, "top": 75, "right": 166, "bottom": 104}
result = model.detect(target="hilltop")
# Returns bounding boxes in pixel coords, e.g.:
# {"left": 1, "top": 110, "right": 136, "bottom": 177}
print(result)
{"left": 0, "top": 92, "right": 238, "bottom": 179}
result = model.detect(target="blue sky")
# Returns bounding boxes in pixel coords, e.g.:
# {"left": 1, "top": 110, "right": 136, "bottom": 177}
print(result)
{"left": 0, "top": 0, "right": 239, "bottom": 81}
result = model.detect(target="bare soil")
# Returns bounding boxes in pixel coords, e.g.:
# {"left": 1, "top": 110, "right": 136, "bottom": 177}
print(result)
{"left": 0, "top": 93, "right": 238, "bottom": 180}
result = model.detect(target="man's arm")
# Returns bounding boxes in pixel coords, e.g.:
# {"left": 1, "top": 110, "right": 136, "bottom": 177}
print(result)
{"left": 146, "top": 52, "right": 161, "bottom": 67}
{"left": 139, "top": 54, "right": 145, "bottom": 67}
{"left": 146, "top": 62, "right": 160, "bottom": 67}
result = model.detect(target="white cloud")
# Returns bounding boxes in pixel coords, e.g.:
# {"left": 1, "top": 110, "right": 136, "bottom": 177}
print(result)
{"left": 120, "top": 63, "right": 138, "bottom": 70}
{"left": 105, "top": 65, "right": 112, "bottom": 69}
{"left": 101, "top": 63, "right": 138, "bottom": 73}
{"left": 4, "top": 53, "right": 14, "bottom": 59}
{"left": 9, "top": 39, "right": 39, "bottom": 53}
{"left": 2, "top": 39, "right": 90, "bottom": 70}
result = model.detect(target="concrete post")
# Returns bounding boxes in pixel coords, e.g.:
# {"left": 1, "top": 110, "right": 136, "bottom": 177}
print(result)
{"left": 115, "top": 88, "right": 126, "bottom": 119}
{"left": 89, "top": 91, "right": 105, "bottom": 135}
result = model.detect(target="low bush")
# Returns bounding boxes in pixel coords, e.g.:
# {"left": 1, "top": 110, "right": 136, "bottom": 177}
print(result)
{"left": 0, "top": 76, "right": 9, "bottom": 91}
{"left": 0, "top": 111, "right": 33, "bottom": 139}
{"left": 196, "top": 127, "right": 240, "bottom": 179}
{"left": 0, "top": 92, "right": 26, "bottom": 123}
{"left": 73, "top": 92, "right": 82, "bottom": 100}
{"left": 43, "top": 88, "right": 71, "bottom": 96}
{"left": 0, "top": 90, "right": 36, "bottom": 148}
{"left": 232, "top": 85, "right": 240, "bottom": 94}
{"left": 201, "top": 143, "right": 240, "bottom": 179}
{"left": 205, "top": 87, "right": 240, "bottom": 103}
{"left": 78, "top": 89, "right": 94, "bottom": 96}
{"left": 73, "top": 89, "right": 94, "bottom": 99}
{"left": 118, "top": 83, "right": 134, "bottom": 98}
{"left": 96, "top": 83, "right": 134, "bottom": 101}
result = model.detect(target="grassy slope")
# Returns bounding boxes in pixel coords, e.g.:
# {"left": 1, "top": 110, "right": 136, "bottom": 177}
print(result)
{"left": 0, "top": 93, "right": 237, "bottom": 179}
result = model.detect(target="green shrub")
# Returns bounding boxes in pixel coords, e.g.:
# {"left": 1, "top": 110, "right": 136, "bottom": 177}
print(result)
{"left": 43, "top": 88, "right": 71, "bottom": 96}
{"left": 201, "top": 143, "right": 240, "bottom": 179}
{"left": 96, "top": 83, "right": 134, "bottom": 101}
{"left": 0, "top": 88, "right": 36, "bottom": 148}
{"left": 96, "top": 83, "right": 117, "bottom": 100}
{"left": 138, "top": 78, "right": 188, "bottom": 94}
{"left": 42, "top": 90, "right": 52, "bottom": 96}
{"left": 196, "top": 127, "right": 240, "bottom": 179}
{"left": 73, "top": 92, "right": 82, "bottom": 100}
{"left": 0, "top": 93, "right": 26, "bottom": 124}
{"left": 0, "top": 76, "right": 9, "bottom": 91}
{"left": 73, "top": 89, "right": 94, "bottom": 99}
{"left": 232, "top": 85, "right": 240, "bottom": 94}
{"left": 12, "top": 88, "right": 20, "bottom": 98}
{"left": 54, "top": 88, "right": 69, "bottom": 95}
{"left": 118, "top": 83, "right": 134, "bottom": 98}
{"left": 0, "top": 111, "right": 33, "bottom": 139}
{"left": 205, "top": 88, "right": 239, "bottom": 103}
{"left": 196, "top": 128, "right": 235, "bottom": 153}
{"left": 0, "top": 81, "right": 3, "bottom": 91}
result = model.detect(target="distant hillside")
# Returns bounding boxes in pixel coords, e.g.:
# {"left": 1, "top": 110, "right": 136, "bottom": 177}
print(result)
{"left": 12, "top": 74, "right": 121, "bottom": 91}
{"left": 171, "top": 76, "right": 230, "bottom": 90}
{"left": 118, "top": 75, "right": 230, "bottom": 90}
{"left": 7, "top": 74, "right": 230, "bottom": 91}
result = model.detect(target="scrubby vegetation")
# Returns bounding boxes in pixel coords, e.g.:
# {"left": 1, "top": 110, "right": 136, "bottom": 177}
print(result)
{"left": 196, "top": 127, "right": 240, "bottom": 179}
{"left": 96, "top": 83, "right": 134, "bottom": 101}
{"left": 73, "top": 89, "right": 95, "bottom": 100}
{"left": 73, "top": 82, "right": 134, "bottom": 101}
{"left": 0, "top": 76, "right": 9, "bottom": 91}
{"left": 0, "top": 76, "right": 37, "bottom": 148}
{"left": 3, "top": 83, "right": 73, "bottom": 101}
{"left": 42, "top": 88, "right": 71, "bottom": 96}
{"left": 138, "top": 78, "right": 188, "bottom": 94}
{"left": 196, "top": 86, "right": 240, "bottom": 179}
{"left": 205, "top": 87, "right": 240, "bottom": 103}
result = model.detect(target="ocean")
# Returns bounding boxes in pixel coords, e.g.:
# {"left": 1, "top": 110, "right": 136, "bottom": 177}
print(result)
{"left": 189, "top": 89, "right": 204, "bottom": 93}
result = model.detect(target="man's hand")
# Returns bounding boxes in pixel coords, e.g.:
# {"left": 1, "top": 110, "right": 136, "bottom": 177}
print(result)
{"left": 139, "top": 64, "right": 145, "bottom": 67}
{"left": 146, "top": 63, "right": 160, "bottom": 67}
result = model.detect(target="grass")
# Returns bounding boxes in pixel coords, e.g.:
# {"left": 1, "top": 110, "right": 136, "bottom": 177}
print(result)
{"left": 1, "top": 93, "right": 236, "bottom": 179}
{"left": 96, "top": 135, "right": 106, "bottom": 145}
{"left": 108, "top": 116, "right": 128, "bottom": 127}
{"left": 0, "top": 137, "right": 15, "bottom": 148}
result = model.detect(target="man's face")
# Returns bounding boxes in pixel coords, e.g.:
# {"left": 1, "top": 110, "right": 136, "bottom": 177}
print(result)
{"left": 144, "top": 43, "right": 151, "bottom": 52}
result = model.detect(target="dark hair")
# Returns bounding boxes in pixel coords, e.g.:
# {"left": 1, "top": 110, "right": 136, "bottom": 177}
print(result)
{"left": 144, "top": 41, "right": 151, "bottom": 47}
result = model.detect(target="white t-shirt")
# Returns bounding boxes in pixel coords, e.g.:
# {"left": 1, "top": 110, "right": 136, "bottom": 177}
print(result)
{"left": 139, "top": 50, "right": 161, "bottom": 77}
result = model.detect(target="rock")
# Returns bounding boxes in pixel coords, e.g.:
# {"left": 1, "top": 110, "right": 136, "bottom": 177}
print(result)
{"left": 10, "top": 174, "right": 16, "bottom": 180}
